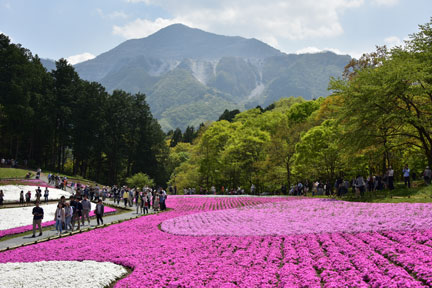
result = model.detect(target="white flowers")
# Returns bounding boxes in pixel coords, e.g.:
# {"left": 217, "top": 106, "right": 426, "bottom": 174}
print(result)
{"left": 0, "top": 203, "right": 95, "bottom": 231}
{"left": 0, "top": 261, "right": 127, "bottom": 287}
{"left": 0, "top": 185, "right": 70, "bottom": 202}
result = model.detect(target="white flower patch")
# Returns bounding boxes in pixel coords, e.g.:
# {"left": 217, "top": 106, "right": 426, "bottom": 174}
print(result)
{"left": 0, "top": 185, "right": 70, "bottom": 202}
{"left": 0, "top": 203, "right": 95, "bottom": 230}
{"left": 0, "top": 261, "right": 127, "bottom": 288}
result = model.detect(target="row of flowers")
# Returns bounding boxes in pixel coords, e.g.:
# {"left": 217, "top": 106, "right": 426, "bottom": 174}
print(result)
{"left": 161, "top": 199, "right": 432, "bottom": 236}
{"left": 0, "top": 179, "right": 51, "bottom": 187}
{"left": 0, "top": 196, "right": 430, "bottom": 287}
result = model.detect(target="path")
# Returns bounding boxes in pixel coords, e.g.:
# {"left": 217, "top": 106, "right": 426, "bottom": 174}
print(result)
{"left": 0, "top": 174, "right": 158, "bottom": 250}
{"left": 0, "top": 202, "right": 156, "bottom": 250}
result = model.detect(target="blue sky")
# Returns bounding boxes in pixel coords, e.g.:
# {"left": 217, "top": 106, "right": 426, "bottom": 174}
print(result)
{"left": 1, "top": 0, "right": 431, "bottom": 63}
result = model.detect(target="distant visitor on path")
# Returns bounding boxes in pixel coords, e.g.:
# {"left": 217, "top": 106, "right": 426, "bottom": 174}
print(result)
{"left": 424, "top": 166, "right": 431, "bottom": 185}
{"left": 387, "top": 166, "right": 394, "bottom": 190}
{"left": 95, "top": 199, "right": 104, "bottom": 225}
{"left": 19, "top": 190, "right": 24, "bottom": 206}
{"left": 44, "top": 187, "right": 49, "bottom": 203}
{"left": 0, "top": 189, "right": 3, "bottom": 206}
{"left": 32, "top": 201, "right": 44, "bottom": 237}
{"left": 81, "top": 196, "right": 91, "bottom": 226}
{"left": 403, "top": 164, "right": 411, "bottom": 188}
{"left": 54, "top": 202, "right": 65, "bottom": 236}
{"left": 25, "top": 190, "right": 31, "bottom": 206}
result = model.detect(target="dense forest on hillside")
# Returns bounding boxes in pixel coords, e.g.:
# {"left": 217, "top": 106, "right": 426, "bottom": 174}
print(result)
{"left": 0, "top": 34, "right": 168, "bottom": 185}
{"left": 167, "top": 20, "right": 432, "bottom": 193}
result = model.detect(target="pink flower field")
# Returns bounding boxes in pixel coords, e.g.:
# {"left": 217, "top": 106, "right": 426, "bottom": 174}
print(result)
{"left": 1, "top": 196, "right": 432, "bottom": 287}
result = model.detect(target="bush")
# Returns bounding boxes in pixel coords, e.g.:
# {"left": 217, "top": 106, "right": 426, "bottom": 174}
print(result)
{"left": 126, "top": 173, "right": 155, "bottom": 189}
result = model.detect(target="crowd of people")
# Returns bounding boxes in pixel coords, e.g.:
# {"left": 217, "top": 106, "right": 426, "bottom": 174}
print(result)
{"left": 32, "top": 195, "right": 105, "bottom": 237}
{"left": 182, "top": 165, "right": 432, "bottom": 197}
{"left": 29, "top": 184, "right": 169, "bottom": 237}
{"left": 289, "top": 165, "right": 432, "bottom": 197}
{"left": 110, "top": 186, "right": 167, "bottom": 213}
{"left": 0, "top": 158, "right": 25, "bottom": 168}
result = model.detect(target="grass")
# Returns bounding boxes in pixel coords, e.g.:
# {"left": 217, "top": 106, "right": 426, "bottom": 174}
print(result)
{"left": 368, "top": 182, "right": 432, "bottom": 203}
{"left": 43, "top": 170, "right": 100, "bottom": 186}
{"left": 0, "top": 168, "right": 33, "bottom": 179}
{"left": 308, "top": 180, "right": 432, "bottom": 203}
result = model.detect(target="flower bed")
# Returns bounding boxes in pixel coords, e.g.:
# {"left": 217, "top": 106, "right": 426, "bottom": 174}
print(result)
{"left": 0, "top": 185, "right": 70, "bottom": 202}
{"left": 0, "top": 196, "right": 431, "bottom": 287}
{"left": 0, "top": 260, "right": 127, "bottom": 287}
{"left": 0, "top": 179, "right": 50, "bottom": 186}
{"left": 0, "top": 204, "right": 116, "bottom": 238}
{"left": 161, "top": 199, "right": 432, "bottom": 236}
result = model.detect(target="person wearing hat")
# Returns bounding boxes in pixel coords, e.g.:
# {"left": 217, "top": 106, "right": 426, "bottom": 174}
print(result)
{"left": 424, "top": 166, "right": 432, "bottom": 185}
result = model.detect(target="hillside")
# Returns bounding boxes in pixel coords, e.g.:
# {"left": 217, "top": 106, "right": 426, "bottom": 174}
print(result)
{"left": 69, "top": 24, "right": 350, "bottom": 130}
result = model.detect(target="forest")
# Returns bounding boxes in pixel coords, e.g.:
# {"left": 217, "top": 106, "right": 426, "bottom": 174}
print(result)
{"left": 167, "top": 20, "right": 432, "bottom": 193}
{"left": 0, "top": 34, "right": 168, "bottom": 185}
{"left": 1, "top": 19, "right": 432, "bottom": 191}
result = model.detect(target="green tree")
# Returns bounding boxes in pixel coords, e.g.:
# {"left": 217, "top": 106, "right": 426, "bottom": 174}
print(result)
{"left": 126, "top": 172, "right": 155, "bottom": 188}
{"left": 294, "top": 120, "right": 342, "bottom": 181}
{"left": 330, "top": 20, "right": 432, "bottom": 167}
{"left": 170, "top": 128, "right": 183, "bottom": 147}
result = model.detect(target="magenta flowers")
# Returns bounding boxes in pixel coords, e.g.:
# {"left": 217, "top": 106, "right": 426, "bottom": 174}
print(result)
{"left": 0, "top": 196, "right": 431, "bottom": 287}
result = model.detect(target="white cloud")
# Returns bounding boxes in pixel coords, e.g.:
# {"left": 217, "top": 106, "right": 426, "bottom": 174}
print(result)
{"left": 371, "top": 0, "right": 398, "bottom": 6}
{"left": 97, "top": 8, "right": 129, "bottom": 20}
{"left": 66, "top": 52, "right": 96, "bottom": 65}
{"left": 113, "top": 17, "right": 193, "bottom": 39}
{"left": 117, "top": 0, "right": 365, "bottom": 42}
{"left": 295, "top": 46, "right": 362, "bottom": 58}
{"left": 384, "top": 36, "right": 402, "bottom": 47}
{"left": 296, "top": 47, "right": 324, "bottom": 54}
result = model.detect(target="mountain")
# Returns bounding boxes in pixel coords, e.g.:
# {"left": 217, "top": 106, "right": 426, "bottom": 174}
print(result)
{"left": 71, "top": 24, "right": 350, "bottom": 131}
{"left": 40, "top": 58, "right": 56, "bottom": 71}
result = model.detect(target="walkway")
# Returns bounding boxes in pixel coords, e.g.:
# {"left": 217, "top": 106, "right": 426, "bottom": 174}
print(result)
{"left": 0, "top": 202, "right": 156, "bottom": 250}
{"left": 0, "top": 174, "right": 158, "bottom": 250}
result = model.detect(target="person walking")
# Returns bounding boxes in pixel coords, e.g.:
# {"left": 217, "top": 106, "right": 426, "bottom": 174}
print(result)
{"left": 35, "top": 186, "right": 42, "bottom": 203}
{"left": 20, "top": 190, "right": 24, "bottom": 206}
{"left": 64, "top": 202, "right": 73, "bottom": 232}
{"left": 142, "top": 191, "right": 149, "bottom": 214}
{"left": 25, "top": 191, "right": 31, "bottom": 206}
{"left": 387, "top": 166, "right": 395, "bottom": 190}
{"left": 135, "top": 190, "right": 140, "bottom": 213}
{"left": 423, "top": 166, "right": 431, "bottom": 185}
{"left": 54, "top": 203, "right": 65, "bottom": 235}
{"left": 81, "top": 196, "right": 91, "bottom": 226}
{"left": 31, "top": 201, "right": 44, "bottom": 237}
{"left": 153, "top": 193, "right": 160, "bottom": 212}
{"left": 0, "top": 189, "right": 3, "bottom": 206}
{"left": 355, "top": 175, "right": 366, "bottom": 197}
{"left": 95, "top": 199, "right": 104, "bottom": 225}
{"left": 43, "top": 187, "right": 49, "bottom": 203}
{"left": 159, "top": 190, "right": 165, "bottom": 211}
{"left": 123, "top": 189, "right": 129, "bottom": 208}
{"left": 72, "top": 197, "right": 83, "bottom": 231}
{"left": 128, "top": 189, "right": 134, "bottom": 207}
{"left": 403, "top": 164, "right": 411, "bottom": 188}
